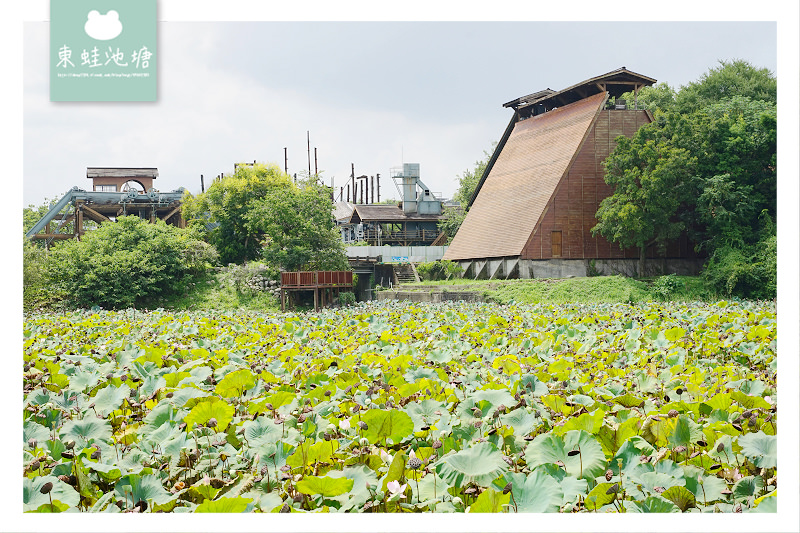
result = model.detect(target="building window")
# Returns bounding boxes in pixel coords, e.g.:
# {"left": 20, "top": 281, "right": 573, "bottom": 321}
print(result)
{"left": 95, "top": 184, "right": 116, "bottom": 192}
{"left": 551, "top": 231, "right": 562, "bottom": 257}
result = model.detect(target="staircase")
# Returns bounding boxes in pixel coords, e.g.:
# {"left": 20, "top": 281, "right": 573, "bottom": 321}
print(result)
{"left": 393, "top": 263, "right": 419, "bottom": 284}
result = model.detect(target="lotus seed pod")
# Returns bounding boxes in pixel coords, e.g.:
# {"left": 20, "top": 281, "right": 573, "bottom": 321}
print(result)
{"left": 135, "top": 500, "right": 148, "bottom": 512}
{"left": 293, "top": 494, "right": 303, "bottom": 503}
{"left": 432, "top": 439, "right": 443, "bottom": 449}
{"left": 668, "top": 409, "right": 679, "bottom": 418}
{"left": 121, "top": 374, "right": 128, "bottom": 382}
{"left": 106, "top": 373, "right": 113, "bottom": 381}
{"left": 40, "top": 482, "right": 53, "bottom": 494}
{"left": 165, "top": 392, "right": 173, "bottom": 399}
{"left": 408, "top": 457, "right": 422, "bottom": 469}
{"left": 567, "top": 449, "right": 580, "bottom": 457}
{"left": 605, "top": 469, "right": 614, "bottom": 481}
{"left": 358, "top": 420, "right": 368, "bottom": 430}
{"left": 742, "top": 410, "right": 752, "bottom": 419}
{"left": 207, "top": 418, "right": 217, "bottom": 428}
{"left": 280, "top": 503, "right": 291, "bottom": 513}
{"left": 674, "top": 445, "right": 687, "bottom": 454}
{"left": 91, "top": 448, "right": 101, "bottom": 460}
{"left": 472, "top": 407, "right": 482, "bottom": 418}
{"left": 30, "top": 458, "right": 40, "bottom": 470}
{"left": 210, "top": 478, "right": 224, "bottom": 489}
{"left": 502, "top": 482, "right": 513, "bottom": 495}
{"left": 606, "top": 483, "right": 619, "bottom": 495}
{"left": 716, "top": 442, "right": 725, "bottom": 453}
{"left": 58, "top": 474, "right": 70, "bottom": 483}
{"left": 27, "top": 438, "right": 37, "bottom": 450}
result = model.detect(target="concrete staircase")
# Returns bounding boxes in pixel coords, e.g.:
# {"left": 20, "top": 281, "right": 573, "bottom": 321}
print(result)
{"left": 393, "top": 263, "right": 419, "bottom": 284}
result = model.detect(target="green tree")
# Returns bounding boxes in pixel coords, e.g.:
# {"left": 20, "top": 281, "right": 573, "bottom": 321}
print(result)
{"left": 675, "top": 59, "right": 776, "bottom": 113}
{"left": 182, "top": 163, "right": 293, "bottom": 264}
{"left": 245, "top": 181, "right": 348, "bottom": 272}
{"left": 46, "top": 216, "right": 217, "bottom": 309}
{"left": 592, "top": 124, "right": 696, "bottom": 277}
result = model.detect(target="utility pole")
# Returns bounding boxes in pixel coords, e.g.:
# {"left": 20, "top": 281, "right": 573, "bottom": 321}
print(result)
{"left": 370, "top": 175, "right": 374, "bottom": 204}
{"left": 307, "top": 131, "right": 311, "bottom": 176}
{"left": 376, "top": 173, "right": 381, "bottom": 203}
{"left": 284, "top": 147, "right": 288, "bottom": 174}
{"left": 200, "top": 174, "right": 204, "bottom": 193}
{"left": 314, "top": 147, "right": 318, "bottom": 177}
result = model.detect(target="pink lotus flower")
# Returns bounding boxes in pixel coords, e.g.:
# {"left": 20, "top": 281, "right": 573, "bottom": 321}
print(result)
{"left": 386, "top": 480, "right": 407, "bottom": 497}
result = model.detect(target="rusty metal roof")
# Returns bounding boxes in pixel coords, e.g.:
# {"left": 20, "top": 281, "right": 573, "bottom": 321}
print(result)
{"left": 349, "top": 204, "right": 442, "bottom": 224}
{"left": 443, "top": 92, "right": 607, "bottom": 261}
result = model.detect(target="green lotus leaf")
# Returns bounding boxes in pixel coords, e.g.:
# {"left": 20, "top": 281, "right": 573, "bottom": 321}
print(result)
{"left": 667, "top": 415, "right": 704, "bottom": 448}
{"left": 661, "top": 485, "right": 696, "bottom": 512}
{"left": 166, "top": 386, "right": 210, "bottom": 408}
{"left": 215, "top": 368, "right": 256, "bottom": 398}
{"left": 470, "top": 389, "right": 517, "bottom": 410}
{"left": 23, "top": 420, "right": 51, "bottom": 449}
{"left": 597, "top": 418, "right": 643, "bottom": 457}
{"left": 627, "top": 494, "right": 681, "bottom": 513}
{"left": 296, "top": 475, "right": 354, "bottom": 497}
{"left": 664, "top": 326, "right": 686, "bottom": 342}
{"left": 404, "top": 399, "right": 449, "bottom": 432}
{"left": 470, "top": 488, "right": 510, "bottom": 512}
{"left": 517, "top": 375, "right": 549, "bottom": 396}
{"left": 732, "top": 475, "right": 765, "bottom": 502}
{"left": 287, "top": 439, "right": 340, "bottom": 469}
{"left": 525, "top": 430, "right": 607, "bottom": 480}
{"left": 435, "top": 442, "right": 508, "bottom": 487}
{"left": 325, "top": 465, "right": 379, "bottom": 510}
{"left": 731, "top": 391, "right": 771, "bottom": 410}
{"left": 183, "top": 397, "right": 235, "bottom": 432}
{"left": 684, "top": 473, "right": 728, "bottom": 504}
{"left": 613, "top": 392, "right": 646, "bottom": 408}
{"left": 500, "top": 408, "right": 541, "bottom": 437}
{"left": 242, "top": 415, "right": 284, "bottom": 449}
{"left": 29, "top": 500, "right": 71, "bottom": 513}
{"left": 114, "top": 474, "right": 175, "bottom": 507}
{"left": 585, "top": 482, "right": 617, "bottom": 511}
{"left": 361, "top": 409, "right": 414, "bottom": 445}
{"left": 380, "top": 449, "right": 406, "bottom": 492}
{"left": 737, "top": 431, "right": 777, "bottom": 469}
{"left": 90, "top": 384, "right": 131, "bottom": 417}
{"left": 610, "top": 436, "right": 655, "bottom": 474}
{"left": 558, "top": 475, "right": 588, "bottom": 506}
{"left": 23, "top": 475, "right": 80, "bottom": 512}
{"left": 427, "top": 347, "right": 454, "bottom": 364}
{"left": 60, "top": 414, "right": 112, "bottom": 446}
{"left": 492, "top": 470, "right": 563, "bottom": 512}
{"left": 195, "top": 496, "right": 252, "bottom": 513}
{"left": 752, "top": 489, "right": 777, "bottom": 513}
{"left": 553, "top": 408, "right": 604, "bottom": 436}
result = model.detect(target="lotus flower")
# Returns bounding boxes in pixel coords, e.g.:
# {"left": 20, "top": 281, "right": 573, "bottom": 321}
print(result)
{"left": 386, "top": 480, "right": 406, "bottom": 497}
{"left": 380, "top": 449, "right": 392, "bottom": 464}
{"left": 339, "top": 418, "right": 351, "bottom": 430}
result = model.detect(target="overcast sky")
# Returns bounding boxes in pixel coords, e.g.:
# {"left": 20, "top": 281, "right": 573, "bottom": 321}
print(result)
{"left": 22, "top": 20, "right": 780, "bottom": 207}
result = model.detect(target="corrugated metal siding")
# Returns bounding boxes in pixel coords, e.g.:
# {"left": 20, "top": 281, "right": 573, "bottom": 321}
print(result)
{"left": 444, "top": 93, "right": 607, "bottom": 261}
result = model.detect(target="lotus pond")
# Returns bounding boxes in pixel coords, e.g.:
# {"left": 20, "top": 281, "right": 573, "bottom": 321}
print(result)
{"left": 22, "top": 300, "right": 777, "bottom": 513}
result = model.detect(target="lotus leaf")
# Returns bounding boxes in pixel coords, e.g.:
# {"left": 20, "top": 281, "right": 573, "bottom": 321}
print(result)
{"left": 195, "top": 496, "right": 252, "bottom": 512}
{"left": 436, "top": 442, "right": 508, "bottom": 487}
{"left": 737, "top": 431, "right": 777, "bottom": 469}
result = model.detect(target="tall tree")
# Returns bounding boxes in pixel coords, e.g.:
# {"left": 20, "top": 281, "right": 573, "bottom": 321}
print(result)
{"left": 182, "top": 163, "right": 292, "bottom": 264}
{"left": 592, "top": 125, "right": 696, "bottom": 276}
{"left": 245, "top": 180, "right": 348, "bottom": 272}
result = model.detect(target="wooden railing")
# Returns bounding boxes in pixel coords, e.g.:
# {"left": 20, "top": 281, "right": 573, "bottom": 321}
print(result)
{"left": 280, "top": 270, "right": 353, "bottom": 288}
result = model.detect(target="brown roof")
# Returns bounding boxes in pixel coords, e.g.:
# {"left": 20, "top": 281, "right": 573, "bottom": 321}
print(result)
{"left": 349, "top": 204, "right": 442, "bottom": 224}
{"left": 443, "top": 92, "right": 607, "bottom": 261}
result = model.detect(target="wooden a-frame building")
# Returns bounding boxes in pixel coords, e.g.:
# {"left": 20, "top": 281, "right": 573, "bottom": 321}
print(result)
{"left": 443, "top": 67, "right": 701, "bottom": 279}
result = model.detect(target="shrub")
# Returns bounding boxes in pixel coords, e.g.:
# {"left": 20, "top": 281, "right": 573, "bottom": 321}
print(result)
{"left": 47, "top": 216, "right": 217, "bottom": 309}
{"left": 23, "top": 240, "right": 58, "bottom": 311}
{"left": 702, "top": 235, "right": 776, "bottom": 300}
{"left": 651, "top": 273, "right": 682, "bottom": 300}
{"left": 339, "top": 291, "right": 356, "bottom": 306}
{"left": 416, "top": 260, "right": 463, "bottom": 281}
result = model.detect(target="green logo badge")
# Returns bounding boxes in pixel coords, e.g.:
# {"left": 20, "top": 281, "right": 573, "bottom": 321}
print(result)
{"left": 50, "top": 0, "right": 157, "bottom": 101}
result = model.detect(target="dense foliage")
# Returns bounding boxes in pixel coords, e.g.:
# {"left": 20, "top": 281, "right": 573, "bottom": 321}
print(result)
{"left": 416, "top": 260, "right": 464, "bottom": 282}
{"left": 182, "top": 163, "right": 293, "bottom": 265}
{"left": 45, "top": 216, "right": 217, "bottom": 309}
{"left": 23, "top": 300, "right": 776, "bottom": 513}
{"left": 593, "top": 60, "right": 776, "bottom": 296}
{"left": 183, "top": 164, "right": 347, "bottom": 272}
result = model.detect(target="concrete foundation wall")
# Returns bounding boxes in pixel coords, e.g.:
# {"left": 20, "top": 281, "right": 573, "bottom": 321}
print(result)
{"left": 458, "top": 257, "right": 703, "bottom": 279}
